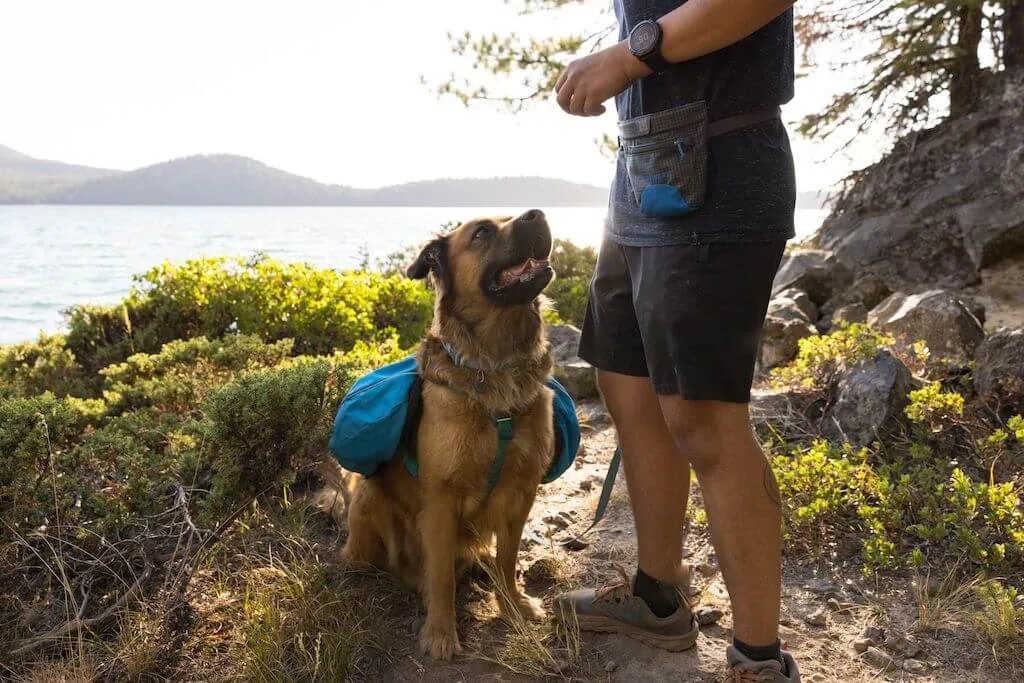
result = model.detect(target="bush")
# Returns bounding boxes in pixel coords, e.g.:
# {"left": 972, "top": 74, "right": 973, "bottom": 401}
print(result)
{"left": 544, "top": 239, "right": 596, "bottom": 328}
{"left": 0, "top": 393, "right": 106, "bottom": 530}
{"left": 65, "top": 255, "right": 434, "bottom": 376}
{"left": 100, "top": 334, "right": 295, "bottom": 414}
{"left": 770, "top": 322, "right": 894, "bottom": 391}
{"left": 0, "top": 333, "right": 89, "bottom": 398}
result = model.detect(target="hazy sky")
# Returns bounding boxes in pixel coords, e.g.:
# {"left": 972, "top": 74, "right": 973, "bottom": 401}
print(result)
{"left": 1, "top": 0, "right": 875, "bottom": 192}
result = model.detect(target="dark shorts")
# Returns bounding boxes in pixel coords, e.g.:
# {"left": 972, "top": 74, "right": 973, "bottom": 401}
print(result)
{"left": 577, "top": 238, "right": 787, "bottom": 403}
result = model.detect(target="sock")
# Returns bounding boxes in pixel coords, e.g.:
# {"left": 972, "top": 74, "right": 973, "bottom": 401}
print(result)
{"left": 632, "top": 567, "right": 680, "bottom": 618}
{"left": 733, "top": 638, "right": 785, "bottom": 672}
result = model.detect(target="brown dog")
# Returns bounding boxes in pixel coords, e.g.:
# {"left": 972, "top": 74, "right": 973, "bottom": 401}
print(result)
{"left": 339, "top": 209, "right": 558, "bottom": 659}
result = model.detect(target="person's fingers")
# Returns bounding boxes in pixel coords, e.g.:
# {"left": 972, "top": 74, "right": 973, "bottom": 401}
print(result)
{"left": 557, "top": 76, "right": 575, "bottom": 113}
{"left": 554, "top": 69, "right": 568, "bottom": 94}
{"left": 569, "top": 89, "right": 588, "bottom": 116}
{"left": 583, "top": 96, "right": 606, "bottom": 116}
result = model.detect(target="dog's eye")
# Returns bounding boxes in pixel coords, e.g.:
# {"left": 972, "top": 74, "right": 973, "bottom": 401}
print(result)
{"left": 472, "top": 224, "right": 494, "bottom": 241}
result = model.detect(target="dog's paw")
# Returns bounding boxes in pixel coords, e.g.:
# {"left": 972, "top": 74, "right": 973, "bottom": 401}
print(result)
{"left": 501, "top": 592, "right": 547, "bottom": 622}
{"left": 419, "top": 621, "right": 461, "bottom": 660}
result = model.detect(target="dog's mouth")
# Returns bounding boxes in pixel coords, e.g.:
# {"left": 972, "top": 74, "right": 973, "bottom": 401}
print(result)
{"left": 490, "top": 257, "right": 552, "bottom": 291}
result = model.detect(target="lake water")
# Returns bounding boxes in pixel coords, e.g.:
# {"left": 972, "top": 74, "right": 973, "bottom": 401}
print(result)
{"left": 0, "top": 205, "right": 827, "bottom": 345}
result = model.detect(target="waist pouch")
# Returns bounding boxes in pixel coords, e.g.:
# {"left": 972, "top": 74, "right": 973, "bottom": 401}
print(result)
{"left": 618, "top": 103, "right": 780, "bottom": 218}
{"left": 328, "top": 356, "right": 581, "bottom": 484}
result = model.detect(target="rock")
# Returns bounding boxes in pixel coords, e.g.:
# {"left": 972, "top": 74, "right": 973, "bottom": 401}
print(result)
{"left": 862, "top": 626, "right": 886, "bottom": 642}
{"left": 773, "top": 249, "right": 854, "bottom": 305}
{"left": 695, "top": 607, "right": 724, "bottom": 626}
{"left": 973, "top": 327, "right": 1024, "bottom": 401}
{"left": 546, "top": 324, "right": 599, "bottom": 400}
{"left": 868, "top": 290, "right": 985, "bottom": 366}
{"left": 884, "top": 634, "right": 923, "bottom": 659}
{"left": 760, "top": 315, "right": 818, "bottom": 370}
{"left": 808, "top": 73, "right": 1024, "bottom": 297}
{"left": 821, "top": 350, "right": 914, "bottom": 448}
{"left": 803, "top": 608, "right": 827, "bottom": 628}
{"left": 861, "top": 646, "right": 894, "bottom": 670}
{"left": 772, "top": 287, "right": 819, "bottom": 322}
{"left": 542, "top": 514, "right": 570, "bottom": 530}
{"left": 852, "top": 638, "right": 873, "bottom": 654}
{"left": 902, "top": 659, "right": 927, "bottom": 675}
{"left": 830, "top": 302, "right": 867, "bottom": 326}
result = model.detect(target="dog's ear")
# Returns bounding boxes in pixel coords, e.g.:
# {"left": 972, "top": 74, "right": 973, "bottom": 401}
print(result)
{"left": 406, "top": 237, "right": 449, "bottom": 285}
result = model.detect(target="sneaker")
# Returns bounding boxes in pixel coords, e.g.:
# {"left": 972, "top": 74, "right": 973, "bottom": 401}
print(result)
{"left": 724, "top": 645, "right": 801, "bottom": 682}
{"left": 553, "top": 564, "right": 700, "bottom": 652}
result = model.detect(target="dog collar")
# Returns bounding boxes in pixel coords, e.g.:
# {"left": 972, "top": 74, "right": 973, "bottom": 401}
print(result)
{"left": 441, "top": 340, "right": 516, "bottom": 373}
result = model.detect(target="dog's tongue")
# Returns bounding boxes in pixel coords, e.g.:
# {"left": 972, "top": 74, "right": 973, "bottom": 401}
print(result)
{"left": 500, "top": 258, "right": 543, "bottom": 286}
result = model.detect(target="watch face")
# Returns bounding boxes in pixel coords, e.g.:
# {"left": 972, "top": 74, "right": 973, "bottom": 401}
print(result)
{"left": 630, "top": 20, "right": 658, "bottom": 55}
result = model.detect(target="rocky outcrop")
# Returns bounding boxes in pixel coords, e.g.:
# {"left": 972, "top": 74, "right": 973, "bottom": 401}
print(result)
{"left": 973, "top": 327, "right": 1024, "bottom": 402}
{"left": 771, "top": 287, "right": 819, "bottom": 323}
{"left": 545, "top": 324, "right": 598, "bottom": 399}
{"left": 760, "top": 315, "right": 817, "bottom": 371}
{"left": 821, "top": 351, "right": 914, "bottom": 448}
{"left": 868, "top": 290, "right": 984, "bottom": 366}
{"left": 772, "top": 249, "right": 853, "bottom": 306}
{"left": 808, "top": 73, "right": 1024, "bottom": 293}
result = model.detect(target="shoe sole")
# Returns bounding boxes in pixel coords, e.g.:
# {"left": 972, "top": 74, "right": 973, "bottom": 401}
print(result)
{"left": 570, "top": 613, "right": 700, "bottom": 652}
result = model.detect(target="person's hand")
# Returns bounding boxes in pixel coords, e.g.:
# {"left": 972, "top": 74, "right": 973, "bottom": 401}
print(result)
{"left": 554, "top": 40, "right": 651, "bottom": 117}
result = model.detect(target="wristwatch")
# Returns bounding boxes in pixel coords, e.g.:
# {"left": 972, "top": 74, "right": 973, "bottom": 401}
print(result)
{"left": 628, "top": 19, "right": 670, "bottom": 74}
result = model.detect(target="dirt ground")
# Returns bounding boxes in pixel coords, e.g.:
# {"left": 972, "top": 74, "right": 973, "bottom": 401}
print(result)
{"left": 333, "top": 406, "right": 1021, "bottom": 683}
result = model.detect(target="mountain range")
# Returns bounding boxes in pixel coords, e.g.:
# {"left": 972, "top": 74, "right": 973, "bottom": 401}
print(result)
{"left": 0, "top": 144, "right": 827, "bottom": 208}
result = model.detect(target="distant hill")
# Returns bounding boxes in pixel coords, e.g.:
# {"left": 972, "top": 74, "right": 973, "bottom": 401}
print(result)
{"left": 0, "top": 144, "right": 118, "bottom": 202}
{"left": 0, "top": 145, "right": 827, "bottom": 208}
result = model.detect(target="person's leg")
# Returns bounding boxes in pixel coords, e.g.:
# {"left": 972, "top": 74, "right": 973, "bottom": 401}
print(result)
{"left": 631, "top": 239, "right": 797, "bottom": 679}
{"left": 556, "top": 239, "right": 699, "bottom": 650}
{"left": 597, "top": 369, "right": 690, "bottom": 588}
{"left": 657, "top": 397, "right": 781, "bottom": 647}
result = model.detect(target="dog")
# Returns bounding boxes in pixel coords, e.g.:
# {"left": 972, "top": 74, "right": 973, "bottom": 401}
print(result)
{"left": 337, "top": 209, "right": 558, "bottom": 660}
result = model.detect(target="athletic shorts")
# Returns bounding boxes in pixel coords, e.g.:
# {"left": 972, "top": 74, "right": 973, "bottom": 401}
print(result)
{"left": 577, "top": 238, "right": 787, "bottom": 403}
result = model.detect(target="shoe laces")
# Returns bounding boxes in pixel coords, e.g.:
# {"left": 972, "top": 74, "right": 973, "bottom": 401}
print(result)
{"left": 723, "top": 667, "right": 774, "bottom": 682}
{"left": 593, "top": 563, "right": 634, "bottom": 604}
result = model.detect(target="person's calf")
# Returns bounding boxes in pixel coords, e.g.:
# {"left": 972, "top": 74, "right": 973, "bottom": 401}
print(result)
{"left": 658, "top": 397, "right": 783, "bottom": 650}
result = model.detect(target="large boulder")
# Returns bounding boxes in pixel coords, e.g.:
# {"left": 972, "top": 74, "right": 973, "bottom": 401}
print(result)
{"left": 821, "top": 351, "right": 914, "bottom": 448}
{"left": 759, "top": 315, "right": 817, "bottom": 371}
{"left": 771, "top": 287, "right": 819, "bottom": 322}
{"left": 973, "top": 327, "right": 1024, "bottom": 403}
{"left": 772, "top": 249, "right": 853, "bottom": 306}
{"left": 808, "top": 73, "right": 1024, "bottom": 293}
{"left": 545, "top": 324, "right": 598, "bottom": 400}
{"left": 868, "top": 290, "right": 984, "bottom": 366}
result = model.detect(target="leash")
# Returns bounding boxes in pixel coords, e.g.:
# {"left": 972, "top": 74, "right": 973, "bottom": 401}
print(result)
{"left": 548, "top": 444, "right": 621, "bottom": 549}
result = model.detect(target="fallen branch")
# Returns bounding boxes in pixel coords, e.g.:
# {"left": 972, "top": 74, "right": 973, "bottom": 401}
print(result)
{"left": 5, "top": 561, "right": 153, "bottom": 658}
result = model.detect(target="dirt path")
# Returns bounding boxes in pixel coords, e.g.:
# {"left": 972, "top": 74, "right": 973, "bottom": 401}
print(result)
{"left": 347, "top": 410, "right": 1018, "bottom": 682}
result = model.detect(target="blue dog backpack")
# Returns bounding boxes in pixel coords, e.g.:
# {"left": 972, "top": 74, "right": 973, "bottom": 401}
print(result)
{"left": 328, "top": 355, "right": 580, "bottom": 484}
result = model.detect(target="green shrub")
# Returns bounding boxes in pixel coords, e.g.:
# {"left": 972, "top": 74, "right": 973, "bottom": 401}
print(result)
{"left": 65, "top": 255, "right": 434, "bottom": 376}
{"left": 0, "top": 333, "right": 89, "bottom": 398}
{"left": 0, "top": 393, "right": 106, "bottom": 530}
{"left": 543, "top": 239, "right": 596, "bottom": 328}
{"left": 204, "top": 359, "right": 352, "bottom": 511}
{"left": 770, "top": 322, "right": 895, "bottom": 391}
{"left": 905, "top": 381, "right": 965, "bottom": 432}
{"left": 100, "top": 335, "right": 295, "bottom": 414}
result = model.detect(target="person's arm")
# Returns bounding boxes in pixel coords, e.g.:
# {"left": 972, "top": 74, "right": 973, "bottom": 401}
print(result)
{"left": 554, "top": 0, "right": 796, "bottom": 117}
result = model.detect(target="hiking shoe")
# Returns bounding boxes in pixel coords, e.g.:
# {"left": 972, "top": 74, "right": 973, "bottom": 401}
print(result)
{"left": 553, "top": 564, "right": 699, "bottom": 652}
{"left": 724, "top": 645, "right": 801, "bottom": 682}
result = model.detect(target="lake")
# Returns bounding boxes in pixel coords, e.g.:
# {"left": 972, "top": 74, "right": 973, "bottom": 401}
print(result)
{"left": 0, "top": 205, "right": 828, "bottom": 344}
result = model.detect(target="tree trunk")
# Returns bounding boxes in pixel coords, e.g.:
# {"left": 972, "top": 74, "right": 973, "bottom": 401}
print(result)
{"left": 1005, "top": 1, "right": 1024, "bottom": 70}
{"left": 949, "top": 4, "right": 983, "bottom": 118}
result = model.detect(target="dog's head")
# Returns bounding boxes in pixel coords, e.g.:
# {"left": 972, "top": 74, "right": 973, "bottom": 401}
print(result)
{"left": 406, "top": 209, "right": 555, "bottom": 313}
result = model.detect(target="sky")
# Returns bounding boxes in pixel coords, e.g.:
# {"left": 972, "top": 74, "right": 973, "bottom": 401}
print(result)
{"left": 0, "top": 0, "right": 877, "bottom": 194}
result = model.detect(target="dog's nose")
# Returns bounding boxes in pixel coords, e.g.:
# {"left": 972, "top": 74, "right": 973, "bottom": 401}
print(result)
{"left": 519, "top": 209, "right": 544, "bottom": 222}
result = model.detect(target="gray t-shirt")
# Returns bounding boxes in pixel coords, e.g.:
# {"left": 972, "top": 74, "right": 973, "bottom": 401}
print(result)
{"left": 606, "top": 0, "right": 797, "bottom": 246}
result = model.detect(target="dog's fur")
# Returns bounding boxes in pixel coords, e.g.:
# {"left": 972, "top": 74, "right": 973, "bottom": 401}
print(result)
{"left": 336, "top": 210, "right": 558, "bottom": 660}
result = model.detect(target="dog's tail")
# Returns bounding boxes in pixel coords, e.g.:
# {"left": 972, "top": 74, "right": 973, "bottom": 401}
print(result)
{"left": 314, "top": 458, "right": 360, "bottom": 527}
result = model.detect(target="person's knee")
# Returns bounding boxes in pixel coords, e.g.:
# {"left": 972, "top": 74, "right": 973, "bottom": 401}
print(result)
{"left": 662, "top": 400, "right": 755, "bottom": 475}
{"left": 596, "top": 370, "right": 660, "bottom": 424}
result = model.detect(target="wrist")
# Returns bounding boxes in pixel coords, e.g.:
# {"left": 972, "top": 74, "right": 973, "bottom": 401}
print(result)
{"left": 617, "top": 39, "right": 653, "bottom": 82}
